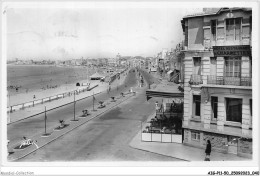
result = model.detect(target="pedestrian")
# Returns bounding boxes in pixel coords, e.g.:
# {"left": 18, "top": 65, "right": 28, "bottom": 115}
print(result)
{"left": 155, "top": 101, "right": 160, "bottom": 112}
{"left": 205, "top": 140, "right": 211, "bottom": 161}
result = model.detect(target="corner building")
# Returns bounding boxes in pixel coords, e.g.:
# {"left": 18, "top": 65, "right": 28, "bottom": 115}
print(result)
{"left": 181, "top": 8, "right": 252, "bottom": 158}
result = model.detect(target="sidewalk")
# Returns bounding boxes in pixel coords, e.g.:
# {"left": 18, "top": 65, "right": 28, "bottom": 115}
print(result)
{"left": 129, "top": 113, "right": 250, "bottom": 162}
{"left": 7, "top": 82, "right": 107, "bottom": 123}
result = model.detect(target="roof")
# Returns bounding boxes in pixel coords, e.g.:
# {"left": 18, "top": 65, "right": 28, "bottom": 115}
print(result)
{"left": 90, "top": 72, "right": 105, "bottom": 78}
{"left": 146, "top": 80, "right": 183, "bottom": 99}
{"left": 146, "top": 79, "right": 183, "bottom": 99}
{"left": 183, "top": 8, "right": 252, "bottom": 19}
{"left": 167, "top": 70, "right": 174, "bottom": 75}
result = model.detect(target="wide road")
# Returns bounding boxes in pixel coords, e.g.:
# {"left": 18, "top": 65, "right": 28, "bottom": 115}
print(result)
{"left": 8, "top": 68, "right": 135, "bottom": 145}
{"left": 17, "top": 68, "right": 181, "bottom": 161}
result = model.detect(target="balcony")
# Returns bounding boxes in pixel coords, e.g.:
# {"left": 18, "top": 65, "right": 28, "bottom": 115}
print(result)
{"left": 207, "top": 75, "right": 252, "bottom": 86}
{"left": 189, "top": 75, "right": 203, "bottom": 85}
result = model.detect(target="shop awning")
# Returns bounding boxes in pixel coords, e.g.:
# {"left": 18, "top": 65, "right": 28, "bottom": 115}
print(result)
{"left": 146, "top": 90, "right": 184, "bottom": 99}
{"left": 146, "top": 80, "right": 184, "bottom": 100}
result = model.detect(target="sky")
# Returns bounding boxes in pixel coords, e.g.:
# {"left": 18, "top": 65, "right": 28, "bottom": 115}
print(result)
{"left": 5, "top": 7, "right": 202, "bottom": 60}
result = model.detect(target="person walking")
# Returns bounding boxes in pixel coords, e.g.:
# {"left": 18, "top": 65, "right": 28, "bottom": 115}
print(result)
{"left": 205, "top": 140, "right": 211, "bottom": 161}
{"left": 155, "top": 101, "right": 159, "bottom": 112}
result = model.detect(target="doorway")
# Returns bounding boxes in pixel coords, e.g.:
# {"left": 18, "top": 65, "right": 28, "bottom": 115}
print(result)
{"left": 227, "top": 136, "right": 238, "bottom": 154}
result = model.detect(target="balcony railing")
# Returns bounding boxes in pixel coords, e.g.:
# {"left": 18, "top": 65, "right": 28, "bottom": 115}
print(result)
{"left": 189, "top": 75, "right": 203, "bottom": 85}
{"left": 207, "top": 75, "right": 252, "bottom": 86}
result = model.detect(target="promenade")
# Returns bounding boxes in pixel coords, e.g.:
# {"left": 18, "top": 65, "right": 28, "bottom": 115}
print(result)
{"left": 7, "top": 69, "right": 129, "bottom": 124}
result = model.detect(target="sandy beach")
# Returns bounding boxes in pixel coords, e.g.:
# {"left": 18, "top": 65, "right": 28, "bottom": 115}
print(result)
{"left": 7, "top": 64, "right": 107, "bottom": 106}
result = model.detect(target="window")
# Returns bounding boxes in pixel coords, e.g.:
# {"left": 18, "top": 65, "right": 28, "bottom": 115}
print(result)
{"left": 193, "top": 57, "right": 201, "bottom": 75}
{"left": 210, "top": 57, "right": 217, "bottom": 76}
{"left": 226, "top": 18, "right": 241, "bottom": 41}
{"left": 250, "top": 16, "right": 252, "bottom": 36}
{"left": 235, "top": 18, "right": 241, "bottom": 40}
{"left": 250, "top": 99, "right": 252, "bottom": 126}
{"left": 193, "top": 95, "right": 201, "bottom": 117}
{"left": 191, "top": 131, "right": 200, "bottom": 141}
{"left": 211, "top": 96, "right": 218, "bottom": 120}
{"left": 226, "top": 98, "right": 242, "bottom": 123}
{"left": 211, "top": 20, "right": 217, "bottom": 41}
{"left": 250, "top": 58, "right": 252, "bottom": 78}
{"left": 225, "top": 57, "right": 241, "bottom": 77}
{"left": 250, "top": 99, "right": 252, "bottom": 116}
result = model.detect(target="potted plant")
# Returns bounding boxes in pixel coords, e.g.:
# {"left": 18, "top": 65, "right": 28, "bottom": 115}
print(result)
{"left": 111, "top": 97, "right": 115, "bottom": 102}
{"left": 59, "top": 120, "right": 65, "bottom": 128}
{"left": 98, "top": 101, "right": 105, "bottom": 108}
{"left": 54, "top": 120, "right": 69, "bottom": 131}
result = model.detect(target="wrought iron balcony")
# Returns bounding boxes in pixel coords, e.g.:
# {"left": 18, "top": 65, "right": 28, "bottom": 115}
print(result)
{"left": 207, "top": 75, "right": 252, "bottom": 86}
{"left": 189, "top": 75, "right": 203, "bottom": 85}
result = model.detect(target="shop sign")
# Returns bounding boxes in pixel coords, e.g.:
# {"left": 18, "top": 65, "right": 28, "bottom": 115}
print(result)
{"left": 213, "top": 45, "right": 251, "bottom": 57}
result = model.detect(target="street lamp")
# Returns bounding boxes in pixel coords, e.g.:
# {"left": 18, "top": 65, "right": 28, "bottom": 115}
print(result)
{"left": 71, "top": 90, "right": 79, "bottom": 122}
{"left": 41, "top": 106, "right": 51, "bottom": 137}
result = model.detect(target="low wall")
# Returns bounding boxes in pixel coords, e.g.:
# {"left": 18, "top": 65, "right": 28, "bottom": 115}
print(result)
{"left": 142, "top": 132, "right": 182, "bottom": 143}
{"left": 7, "top": 86, "right": 93, "bottom": 113}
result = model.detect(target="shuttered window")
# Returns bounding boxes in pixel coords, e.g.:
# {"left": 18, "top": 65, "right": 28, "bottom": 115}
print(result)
{"left": 193, "top": 57, "right": 201, "bottom": 75}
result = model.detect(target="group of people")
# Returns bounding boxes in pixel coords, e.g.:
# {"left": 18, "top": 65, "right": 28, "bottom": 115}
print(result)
{"left": 7, "top": 85, "right": 22, "bottom": 92}
{"left": 41, "top": 85, "right": 58, "bottom": 90}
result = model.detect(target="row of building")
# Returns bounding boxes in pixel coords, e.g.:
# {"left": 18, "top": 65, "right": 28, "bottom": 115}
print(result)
{"left": 10, "top": 55, "right": 140, "bottom": 68}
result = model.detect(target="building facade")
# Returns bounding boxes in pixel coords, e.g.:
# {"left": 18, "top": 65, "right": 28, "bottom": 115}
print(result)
{"left": 181, "top": 8, "right": 252, "bottom": 158}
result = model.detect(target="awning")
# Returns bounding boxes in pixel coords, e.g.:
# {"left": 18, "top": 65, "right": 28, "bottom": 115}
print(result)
{"left": 146, "top": 80, "right": 184, "bottom": 100}
{"left": 146, "top": 90, "right": 184, "bottom": 99}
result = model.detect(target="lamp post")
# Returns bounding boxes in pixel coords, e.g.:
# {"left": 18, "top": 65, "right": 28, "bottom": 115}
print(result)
{"left": 41, "top": 106, "right": 51, "bottom": 137}
{"left": 71, "top": 90, "right": 79, "bottom": 122}
{"left": 92, "top": 91, "right": 96, "bottom": 111}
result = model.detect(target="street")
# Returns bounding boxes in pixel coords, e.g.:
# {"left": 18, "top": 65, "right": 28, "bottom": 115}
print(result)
{"left": 8, "top": 69, "right": 135, "bottom": 145}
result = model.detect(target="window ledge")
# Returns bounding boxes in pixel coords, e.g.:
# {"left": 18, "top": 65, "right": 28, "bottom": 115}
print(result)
{"left": 224, "top": 121, "right": 242, "bottom": 128}
{"left": 190, "top": 117, "right": 201, "bottom": 122}
{"left": 210, "top": 120, "right": 217, "bottom": 124}
{"left": 191, "top": 139, "right": 200, "bottom": 142}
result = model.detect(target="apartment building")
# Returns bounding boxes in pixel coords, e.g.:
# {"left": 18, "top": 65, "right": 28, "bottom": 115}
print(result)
{"left": 181, "top": 8, "right": 252, "bottom": 158}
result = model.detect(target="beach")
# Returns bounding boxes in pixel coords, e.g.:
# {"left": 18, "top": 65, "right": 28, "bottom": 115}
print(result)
{"left": 7, "top": 65, "right": 106, "bottom": 106}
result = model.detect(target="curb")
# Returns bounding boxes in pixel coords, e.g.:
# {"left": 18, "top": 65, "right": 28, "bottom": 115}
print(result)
{"left": 129, "top": 144, "right": 189, "bottom": 162}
